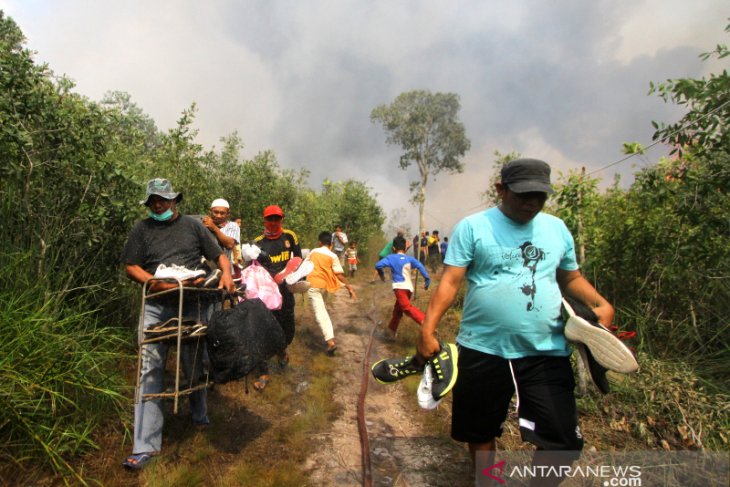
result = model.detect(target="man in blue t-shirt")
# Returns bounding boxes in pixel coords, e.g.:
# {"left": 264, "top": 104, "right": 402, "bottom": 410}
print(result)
{"left": 417, "top": 159, "right": 614, "bottom": 483}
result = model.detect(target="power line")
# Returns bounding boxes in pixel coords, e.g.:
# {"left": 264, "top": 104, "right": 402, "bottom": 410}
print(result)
{"left": 424, "top": 209, "right": 445, "bottom": 227}
{"left": 422, "top": 97, "right": 730, "bottom": 225}
{"left": 586, "top": 97, "right": 730, "bottom": 176}
{"left": 462, "top": 201, "right": 488, "bottom": 213}
{"left": 425, "top": 201, "right": 488, "bottom": 229}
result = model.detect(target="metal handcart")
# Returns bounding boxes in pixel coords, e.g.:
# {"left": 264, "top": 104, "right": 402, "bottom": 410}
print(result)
{"left": 134, "top": 278, "right": 225, "bottom": 414}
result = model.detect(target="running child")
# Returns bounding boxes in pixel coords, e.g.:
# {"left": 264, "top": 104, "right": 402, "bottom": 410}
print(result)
{"left": 345, "top": 242, "right": 360, "bottom": 278}
{"left": 374, "top": 236, "right": 431, "bottom": 336}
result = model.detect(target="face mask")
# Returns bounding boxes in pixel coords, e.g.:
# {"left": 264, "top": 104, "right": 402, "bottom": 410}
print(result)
{"left": 264, "top": 220, "right": 283, "bottom": 239}
{"left": 148, "top": 209, "right": 174, "bottom": 221}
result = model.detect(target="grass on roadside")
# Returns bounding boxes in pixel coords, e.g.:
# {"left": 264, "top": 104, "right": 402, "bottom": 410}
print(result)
{"left": 578, "top": 353, "right": 730, "bottom": 451}
{"left": 0, "top": 252, "right": 129, "bottom": 486}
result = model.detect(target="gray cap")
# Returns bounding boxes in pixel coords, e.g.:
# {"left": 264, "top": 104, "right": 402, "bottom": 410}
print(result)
{"left": 500, "top": 158, "right": 554, "bottom": 194}
{"left": 140, "top": 178, "right": 183, "bottom": 206}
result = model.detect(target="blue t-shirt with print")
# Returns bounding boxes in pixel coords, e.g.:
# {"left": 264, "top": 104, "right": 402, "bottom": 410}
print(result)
{"left": 445, "top": 207, "right": 579, "bottom": 359}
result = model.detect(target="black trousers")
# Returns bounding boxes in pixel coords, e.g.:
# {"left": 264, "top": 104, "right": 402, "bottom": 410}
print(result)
{"left": 273, "top": 283, "right": 295, "bottom": 346}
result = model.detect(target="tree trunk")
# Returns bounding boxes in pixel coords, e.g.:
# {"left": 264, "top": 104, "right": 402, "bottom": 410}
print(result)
{"left": 418, "top": 172, "right": 427, "bottom": 234}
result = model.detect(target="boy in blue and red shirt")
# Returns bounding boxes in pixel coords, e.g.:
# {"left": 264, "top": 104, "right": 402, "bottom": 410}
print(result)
{"left": 375, "top": 236, "right": 431, "bottom": 335}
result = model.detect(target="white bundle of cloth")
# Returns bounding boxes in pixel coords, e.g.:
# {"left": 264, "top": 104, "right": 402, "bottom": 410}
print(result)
{"left": 240, "top": 243, "right": 262, "bottom": 262}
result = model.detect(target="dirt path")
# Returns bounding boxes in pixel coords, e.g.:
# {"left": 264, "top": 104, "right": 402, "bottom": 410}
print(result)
{"left": 304, "top": 281, "right": 473, "bottom": 487}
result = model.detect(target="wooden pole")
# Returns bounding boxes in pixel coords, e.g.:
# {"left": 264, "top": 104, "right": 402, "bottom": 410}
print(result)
{"left": 576, "top": 166, "right": 588, "bottom": 395}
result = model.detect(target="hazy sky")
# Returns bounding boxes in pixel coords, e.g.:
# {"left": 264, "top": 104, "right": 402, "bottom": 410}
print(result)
{"left": 2, "top": 0, "right": 727, "bottom": 236}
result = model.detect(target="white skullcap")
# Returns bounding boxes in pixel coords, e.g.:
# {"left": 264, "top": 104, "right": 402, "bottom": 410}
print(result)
{"left": 210, "top": 198, "right": 230, "bottom": 209}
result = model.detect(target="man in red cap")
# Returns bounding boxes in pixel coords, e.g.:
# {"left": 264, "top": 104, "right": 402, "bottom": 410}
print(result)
{"left": 251, "top": 205, "right": 302, "bottom": 391}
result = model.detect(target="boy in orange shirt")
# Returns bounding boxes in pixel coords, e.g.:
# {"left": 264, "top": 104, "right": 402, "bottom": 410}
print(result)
{"left": 306, "top": 231, "right": 357, "bottom": 354}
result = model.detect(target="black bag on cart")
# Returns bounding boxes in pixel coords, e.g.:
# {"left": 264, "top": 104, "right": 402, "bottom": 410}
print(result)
{"left": 206, "top": 297, "right": 286, "bottom": 383}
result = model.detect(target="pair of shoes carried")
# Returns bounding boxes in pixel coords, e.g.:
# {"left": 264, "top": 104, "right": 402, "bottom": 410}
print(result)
{"left": 188, "top": 324, "right": 207, "bottom": 337}
{"left": 326, "top": 340, "right": 338, "bottom": 356}
{"left": 577, "top": 344, "right": 610, "bottom": 394}
{"left": 144, "top": 319, "right": 199, "bottom": 341}
{"left": 285, "top": 259, "right": 315, "bottom": 285}
{"left": 371, "top": 354, "right": 425, "bottom": 384}
{"left": 122, "top": 452, "right": 157, "bottom": 470}
{"left": 253, "top": 375, "right": 269, "bottom": 392}
{"left": 274, "top": 257, "right": 302, "bottom": 284}
{"left": 562, "top": 298, "right": 638, "bottom": 375}
{"left": 202, "top": 268, "right": 222, "bottom": 288}
{"left": 370, "top": 342, "right": 459, "bottom": 402}
{"left": 154, "top": 264, "right": 206, "bottom": 281}
{"left": 429, "top": 342, "right": 459, "bottom": 400}
{"left": 417, "top": 363, "right": 442, "bottom": 410}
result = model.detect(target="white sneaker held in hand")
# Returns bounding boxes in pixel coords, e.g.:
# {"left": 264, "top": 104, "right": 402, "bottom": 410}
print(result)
{"left": 154, "top": 264, "right": 205, "bottom": 281}
{"left": 417, "top": 365, "right": 443, "bottom": 410}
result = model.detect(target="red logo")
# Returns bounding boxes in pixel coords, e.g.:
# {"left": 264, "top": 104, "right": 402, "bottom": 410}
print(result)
{"left": 482, "top": 460, "right": 506, "bottom": 484}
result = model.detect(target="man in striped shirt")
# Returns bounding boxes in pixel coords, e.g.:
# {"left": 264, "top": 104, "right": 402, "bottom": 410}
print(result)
{"left": 202, "top": 198, "right": 240, "bottom": 275}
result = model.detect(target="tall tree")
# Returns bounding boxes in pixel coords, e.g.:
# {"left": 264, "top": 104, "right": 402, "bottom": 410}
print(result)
{"left": 371, "top": 90, "right": 470, "bottom": 232}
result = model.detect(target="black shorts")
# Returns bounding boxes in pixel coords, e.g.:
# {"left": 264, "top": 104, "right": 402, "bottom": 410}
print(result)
{"left": 451, "top": 345, "right": 584, "bottom": 451}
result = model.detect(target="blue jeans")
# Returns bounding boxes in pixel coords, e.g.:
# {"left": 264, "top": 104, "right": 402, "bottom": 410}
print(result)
{"left": 133, "top": 297, "right": 214, "bottom": 454}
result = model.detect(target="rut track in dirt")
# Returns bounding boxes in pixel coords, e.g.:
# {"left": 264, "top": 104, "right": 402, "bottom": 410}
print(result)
{"left": 356, "top": 292, "right": 379, "bottom": 487}
{"left": 303, "top": 280, "right": 473, "bottom": 486}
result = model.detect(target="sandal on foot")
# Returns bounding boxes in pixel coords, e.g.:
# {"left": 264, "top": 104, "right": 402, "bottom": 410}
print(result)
{"left": 123, "top": 452, "right": 156, "bottom": 470}
{"left": 253, "top": 375, "right": 269, "bottom": 392}
{"left": 326, "top": 342, "right": 338, "bottom": 356}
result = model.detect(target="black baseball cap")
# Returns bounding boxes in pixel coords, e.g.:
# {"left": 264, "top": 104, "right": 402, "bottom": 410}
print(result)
{"left": 500, "top": 158, "right": 554, "bottom": 194}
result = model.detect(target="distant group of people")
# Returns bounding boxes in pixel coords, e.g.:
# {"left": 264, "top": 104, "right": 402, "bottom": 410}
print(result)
{"left": 411, "top": 230, "right": 448, "bottom": 273}
{"left": 122, "top": 156, "right": 619, "bottom": 485}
